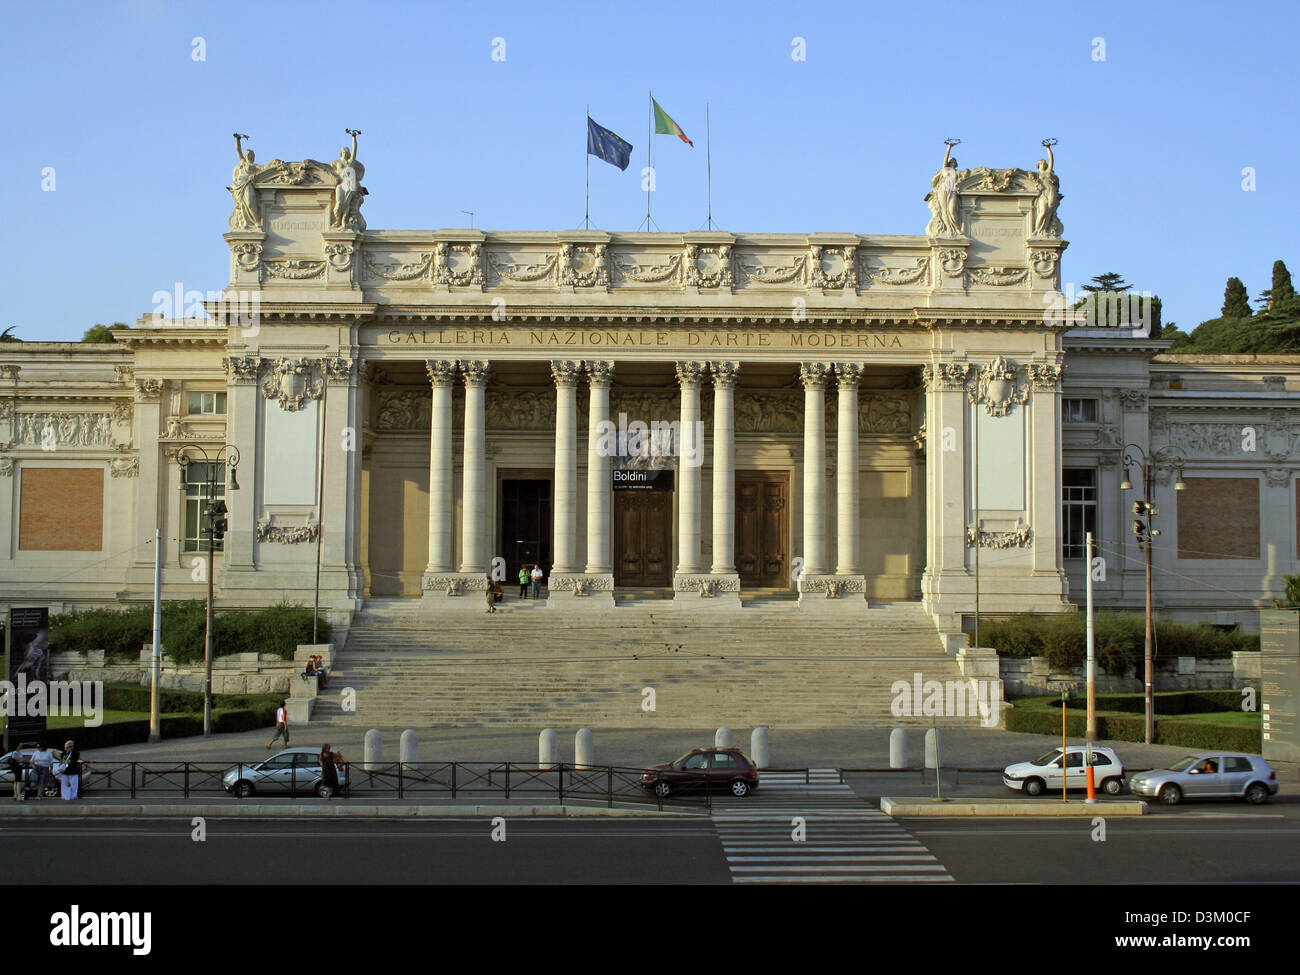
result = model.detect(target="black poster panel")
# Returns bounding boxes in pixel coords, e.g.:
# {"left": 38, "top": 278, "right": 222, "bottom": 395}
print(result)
{"left": 6, "top": 607, "right": 50, "bottom": 749}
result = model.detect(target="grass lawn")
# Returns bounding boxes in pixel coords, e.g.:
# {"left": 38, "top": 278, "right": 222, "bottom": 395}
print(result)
{"left": 1165, "top": 711, "right": 1260, "bottom": 726}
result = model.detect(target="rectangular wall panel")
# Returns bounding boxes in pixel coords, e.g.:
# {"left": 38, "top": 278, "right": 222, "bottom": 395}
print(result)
{"left": 1178, "top": 476, "right": 1260, "bottom": 560}
{"left": 18, "top": 467, "right": 104, "bottom": 551}
{"left": 263, "top": 400, "right": 319, "bottom": 505}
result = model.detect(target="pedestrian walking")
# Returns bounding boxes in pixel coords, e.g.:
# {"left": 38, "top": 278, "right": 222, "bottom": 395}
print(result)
{"left": 267, "top": 701, "right": 290, "bottom": 748}
{"left": 59, "top": 740, "right": 82, "bottom": 800}
{"left": 530, "top": 564, "right": 544, "bottom": 599}
{"left": 485, "top": 574, "right": 497, "bottom": 613}
{"left": 6, "top": 749, "right": 26, "bottom": 801}
{"left": 518, "top": 565, "right": 529, "bottom": 598}
{"left": 319, "top": 743, "right": 340, "bottom": 799}
{"left": 29, "top": 742, "right": 57, "bottom": 800}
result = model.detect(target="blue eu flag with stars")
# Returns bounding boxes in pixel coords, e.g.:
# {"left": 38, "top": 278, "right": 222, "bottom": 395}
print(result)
{"left": 587, "top": 117, "right": 633, "bottom": 171}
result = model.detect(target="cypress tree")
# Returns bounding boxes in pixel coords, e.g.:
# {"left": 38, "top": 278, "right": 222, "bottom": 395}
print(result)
{"left": 1271, "top": 260, "right": 1295, "bottom": 308}
{"left": 1221, "top": 277, "right": 1252, "bottom": 318}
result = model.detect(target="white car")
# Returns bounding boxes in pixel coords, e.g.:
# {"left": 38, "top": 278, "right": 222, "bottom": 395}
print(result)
{"left": 1003, "top": 745, "right": 1126, "bottom": 796}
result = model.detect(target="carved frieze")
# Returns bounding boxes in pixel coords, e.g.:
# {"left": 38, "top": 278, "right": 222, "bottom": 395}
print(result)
{"left": 735, "top": 254, "right": 807, "bottom": 286}
{"left": 798, "top": 574, "right": 865, "bottom": 595}
{"left": 1154, "top": 415, "right": 1300, "bottom": 461}
{"left": 938, "top": 248, "right": 967, "bottom": 278}
{"left": 487, "top": 251, "right": 556, "bottom": 284}
{"left": 374, "top": 389, "right": 431, "bottom": 431}
{"left": 673, "top": 575, "right": 741, "bottom": 593}
{"left": 14, "top": 412, "right": 116, "bottom": 448}
{"left": 969, "top": 267, "right": 1028, "bottom": 287}
{"left": 259, "top": 358, "right": 325, "bottom": 412}
{"left": 684, "top": 245, "right": 732, "bottom": 289}
{"left": 1119, "top": 390, "right": 1148, "bottom": 410}
{"left": 111, "top": 401, "right": 133, "bottom": 425}
{"left": 135, "top": 378, "right": 164, "bottom": 401}
{"left": 610, "top": 389, "right": 678, "bottom": 420}
{"left": 109, "top": 455, "right": 140, "bottom": 478}
{"left": 863, "top": 257, "right": 929, "bottom": 287}
{"left": 435, "top": 243, "right": 484, "bottom": 287}
{"left": 486, "top": 390, "right": 555, "bottom": 430}
{"left": 256, "top": 514, "right": 320, "bottom": 544}
{"left": 559, "top": 244, "right": 609, "bottom": 288}
{"left": 810, "top": 246, "right": 858, "bottom": 291}
{"left": 263, "top": 259, "right": 326, "bottom": 280}
{"left": 365, "top": 253, "right": 433, "bottom": 282}
{"left": 325, "top": 242, "right": 355, "bottom": 272}
{"left": 613, "top": 255, "right": 682, "bottom": 285}
{"left": 967, "top": 524, "right": 1033, "bottom": 548}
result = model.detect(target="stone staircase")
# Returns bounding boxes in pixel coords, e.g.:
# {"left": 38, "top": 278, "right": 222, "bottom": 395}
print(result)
{"left": 311, "top": 597, "right": 991, "bottom": 729}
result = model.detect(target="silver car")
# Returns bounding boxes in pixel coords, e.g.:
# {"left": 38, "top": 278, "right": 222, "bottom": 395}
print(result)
{"left": 1, "top": 747, "right": 94, "bottom": 795}
{"left": 222, "top": 748, "right": 348, "bottom": 799}
{"left": 1128, "top": 752, "right": 1278, "bottom": 806}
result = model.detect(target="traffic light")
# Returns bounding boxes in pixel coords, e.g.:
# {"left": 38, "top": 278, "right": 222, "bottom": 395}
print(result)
{"left": 209, "top": 499, "right": 229, "bottom": 543}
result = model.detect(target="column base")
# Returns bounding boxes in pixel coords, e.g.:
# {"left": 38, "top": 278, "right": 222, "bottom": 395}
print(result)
{"left": 797, "top": 574, "right": 868, "bottom": 610}
{"left": 547, "top": 572, "right": 615, "bottom": 610}
{"left": 671, "top": 573, "right": 742, "bottom": 609}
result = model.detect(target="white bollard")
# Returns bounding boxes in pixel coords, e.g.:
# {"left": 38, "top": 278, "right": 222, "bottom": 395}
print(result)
{"left": 575, "top": 727, "right": 594, "bottom": 768}
{"left": 399, "top": 729, "right": 418, "bottom": 765}
{"left": 363, "top": 729, "right": 382, "bottom": 770}
{"left": 924, "top": 728, "right": 942, "bottom": 770}
{"left": 889, "top": 728, "right": 908, "bottom": 769}
{"left": 539, "top": 728, "right": 557, "bottom": 769}
{"left": 750, "top": 727, "right": 770, "bottom": 769}
{"left": 715, "top": 726, "right": 734, "bottom": 748}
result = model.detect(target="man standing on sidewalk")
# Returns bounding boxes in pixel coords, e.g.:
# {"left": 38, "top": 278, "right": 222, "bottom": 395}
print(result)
{"left": 267, "top": 701, "right": 290, "bottom": 749}
{"left": 530, "top": 564, "right": 543, "bottom": 600}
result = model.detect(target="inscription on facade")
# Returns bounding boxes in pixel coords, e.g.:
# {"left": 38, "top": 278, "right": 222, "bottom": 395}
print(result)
{"left": 377, "top": 328, "right": 913, "bottom": 350}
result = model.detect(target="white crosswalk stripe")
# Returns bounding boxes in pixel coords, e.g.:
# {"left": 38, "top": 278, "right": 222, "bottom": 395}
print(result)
{"left": 711, "top": 768, "right": 954, "bottom": 884}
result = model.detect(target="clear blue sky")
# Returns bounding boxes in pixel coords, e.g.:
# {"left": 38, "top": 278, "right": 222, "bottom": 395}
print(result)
{"left": 3, "top": 0, "right": 1297, "bottom": 340}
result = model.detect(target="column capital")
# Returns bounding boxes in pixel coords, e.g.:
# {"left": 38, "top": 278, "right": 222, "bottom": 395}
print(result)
{"left": 835, "top": 362, "right": 863, "bottom": 388}
{"left": 550, "top": 359, "right": 583, "bottom": 387}
{"left": 675, "top": 360, "right": 707, "bottom": 386}
{"left": 585, "top": 359, "right": 615, "bottom": 387}
{"left": 458, "top": 359, "right": 491, "bottom": 387}
{"left": 799, "top": 362, "right": 832, "bottom": 389}
{"left": 426, "top": 359, "right": 458, "bottom": 387}
{"left": 921, "top": 361, "right": 973, "bottom": 391}
{"left": 709, "top": 360, "right": 740, "bottom": 388}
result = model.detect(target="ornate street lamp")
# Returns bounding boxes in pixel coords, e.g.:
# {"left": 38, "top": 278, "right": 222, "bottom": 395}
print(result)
{"left": 177, "top": 444, "right": 240, "bottom": 737}
{"left": 1120, "top": 443, "right": 1185, "bottom": 744}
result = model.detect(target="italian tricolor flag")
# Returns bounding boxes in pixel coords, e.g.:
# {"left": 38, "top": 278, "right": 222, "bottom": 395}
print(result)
{"left": 652, "top": 97, "right": 693, "bottom": 147}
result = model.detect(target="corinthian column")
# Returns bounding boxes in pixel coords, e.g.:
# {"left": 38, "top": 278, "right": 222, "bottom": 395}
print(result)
{"left": 458, "top": 359, "right": 490, "bottom": 574}
{"left": 800, "top": 362, "right": 831, "bottom": 578}
{"left": 835, "top": 363, "right": 862, "bottom": 575}
{"left": 580, "top": 360, "right": 616, "bottom": 606}
{"left": 710, "top": 360, "right": 739, "bottom": 574}
{"left": 550, "top": 360, "right": 582, "bottom": 575}
{"left": 425, "top": 360, "right": 457, "bottom": 576}
{"left": 674, "top": 361, "right": 706, "bottom": 576}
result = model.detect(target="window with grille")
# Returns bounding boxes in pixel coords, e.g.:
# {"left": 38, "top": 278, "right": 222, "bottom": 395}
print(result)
{"left": 186, "top": 391, "right": 227, "bottom": 415}
{"left": 1062, "top": 398, "right": 1098, "bottom": 423}
{"left": 1062, "top": 468, "right": 1097, "bottom": 560}
{"left": 183, "top": 461, "right": 225, "bottom": 553}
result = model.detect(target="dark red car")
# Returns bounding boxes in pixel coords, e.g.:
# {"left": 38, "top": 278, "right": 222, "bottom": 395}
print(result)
{"left": 640, "top": 747, "right": 760, "bottom": 798}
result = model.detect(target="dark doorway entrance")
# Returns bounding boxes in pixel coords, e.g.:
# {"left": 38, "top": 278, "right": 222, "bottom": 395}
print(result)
{"left": 736, "top": 471, "right": 789, "bottom": 588}
{"left": 501, "top": 478, "right": 552, "bottom": 583}
{"left": 614, "top": 491, "right": 672, "bottom": 587}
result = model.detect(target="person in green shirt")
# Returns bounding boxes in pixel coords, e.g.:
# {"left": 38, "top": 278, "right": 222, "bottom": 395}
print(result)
{"left": 518, "top": 565, "right": 529, "bottom": 599}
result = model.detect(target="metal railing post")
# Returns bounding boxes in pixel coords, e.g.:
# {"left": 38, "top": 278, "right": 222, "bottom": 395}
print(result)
{"left": 504, "top": 762, "right": 511, "bottom": 800}
{"left": 184, "top": 763, "right": 190, "bottom": 799}
{"left": 130, "top": 762, "right": 136, "bottom": 799}
{"left": 558, "top": 763, "right": 564, "bottom": 804}
{"left": 398, "top": 762, "right": 404, "bottom": 799}
{"left": 451, "top": 762, "right": 457, "bottom": 799}
{"left": 607, "top": 766, "right": 613, "bottom": 808}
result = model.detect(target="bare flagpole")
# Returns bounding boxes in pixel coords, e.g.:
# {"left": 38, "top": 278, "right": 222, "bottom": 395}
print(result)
{"left": 706, "top": 102, "right": 713, "bottom": 230}
{"left": 585, "top": 104, "right": 590, "bottom": 230}
{"left": 643, "top": 90, "right": 653, "bottom": 230}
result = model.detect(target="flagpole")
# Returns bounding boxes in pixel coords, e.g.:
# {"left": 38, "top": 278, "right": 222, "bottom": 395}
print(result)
{"left": 585, "top": 104, "right": 590, "bottom": 230}
{"left": 706, "top": 102, "right": 713, "bottom": 230}
{"left": 644, "top": 90, "right": 652, "bottom": 231}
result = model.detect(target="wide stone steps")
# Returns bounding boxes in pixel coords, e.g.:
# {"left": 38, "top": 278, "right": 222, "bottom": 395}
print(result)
{"left": 309, "top": 598, "right": 985, "bottom": 729}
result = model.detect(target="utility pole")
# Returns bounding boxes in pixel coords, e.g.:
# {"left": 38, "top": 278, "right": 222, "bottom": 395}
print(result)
{"left": 150, "top": 528, "right": 162, "bottom": 742}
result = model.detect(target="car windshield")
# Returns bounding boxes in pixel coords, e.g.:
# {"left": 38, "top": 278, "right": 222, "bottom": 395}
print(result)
{"left": 1030, "top": 750, "right": 1062, "bottom": 766}
{"left": 672, "top": 751, "right": 699, "bottom": 767}
{"left": 1167, "top": 756, "right": 1198, "bottom": 772}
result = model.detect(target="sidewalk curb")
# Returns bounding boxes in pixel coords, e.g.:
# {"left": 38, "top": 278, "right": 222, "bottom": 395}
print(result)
{"left": 880, "top": 797, "right": 1148, "bottom": 816}
{"left": 0, "top": 802, "right": 701, "bottom": 819}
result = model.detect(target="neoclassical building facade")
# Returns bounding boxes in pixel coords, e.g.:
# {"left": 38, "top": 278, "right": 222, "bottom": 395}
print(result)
{"left": 1, "top": 142, "right": 1297, "bottom": 634}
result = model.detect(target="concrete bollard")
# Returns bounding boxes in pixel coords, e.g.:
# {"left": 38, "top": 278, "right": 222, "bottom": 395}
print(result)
{"left": 399, "top": 729, "right": 418, "bottom": 765}
{"left": 575, "top": 727, "right": 594, "bottom": 768}
{"left": 750, "top": 727, "right": 770, "bottom": 769}
{"left": 715, "top": 726, "right": 733, "bottom": 748}
{"left": 889, "top": 728, "right": 908, "bottom": 769}
{"left": 924, "top": 728, "right": 942, "bottom": 770}
{"left": 363, "top": 729, "right": 383, "bottom": 770}
{"left": 539, "top": 728, "right": 557, "bottom": 769}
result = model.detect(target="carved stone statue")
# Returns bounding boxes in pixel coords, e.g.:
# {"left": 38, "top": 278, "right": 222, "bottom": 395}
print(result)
{"left": 925, "top": 142, "right": 966, "bottom": 238}
{"left": 227, "top": 134, "right": 263, "bottom": 231}
{"left": 330, "top": 129, "right": 368, "bottom": 231}
{"left": 1030, "top": 140, "right": 1063, "bottom": 238}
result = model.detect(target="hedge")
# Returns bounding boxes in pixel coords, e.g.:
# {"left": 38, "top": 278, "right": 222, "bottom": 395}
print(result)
{"left": 979, "top": 612, "right": 1258, "bottom": 673}
{"left": 50, "top": 601, "right": 329, "bottom": 664}
{"left": 101, "top": 682, "right": 282, "bottom": 715}
{"left": 1007, "top": 696, "right": 1261, "bottom": 752}
{"left": 16, "top": 707, "right": 278, "bottom": 752}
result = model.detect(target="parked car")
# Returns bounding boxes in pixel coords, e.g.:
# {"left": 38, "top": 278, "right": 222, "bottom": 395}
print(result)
{"left": 0, "top": 745, "right": 93, "bottom": 796}
{"left": 222, "top": 748, "right": 348, "bottom": 799}
{"left": 1128, "top": 752, "right": 1278, "bottom": 806}
{"left": 640, "top": 747, "right": 760, "bottom": 798}
{"left": 1003, "top": 745, "right": 1126, "bottom": 796}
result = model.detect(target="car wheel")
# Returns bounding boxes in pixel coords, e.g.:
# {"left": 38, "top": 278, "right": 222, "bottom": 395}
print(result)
{"left": 1158, "top": 783, "right": 1182, "bottom": 806}
{"left": 730, "top": 779, "right": 750, "bottom": 798}
{"left": 1244, "top": 782, "right": 1270, "bottom": 805}
{"left": 316, "top": 783, "right": 333, "bottom": 799}
{"left": 1102, "top": 777, "right": 1123, "bottom": 796}
{"left": 233, "top": 781, "right": 255, "bottom": 799}
{"left": 1022, "top": 777, "right": 1045, "bottom": 797}
{"left": 654, "top": 780, "right": 672, "bottom": 799}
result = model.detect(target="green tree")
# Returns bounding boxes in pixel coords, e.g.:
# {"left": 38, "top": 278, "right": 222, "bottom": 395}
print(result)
{"left": 0, "top": 326, "right": 18, "bottom": 342}
{"left": 1081, "top": 272, "right": 1130, "bottom": 294}
{"left": 81, "top": 321, "right": 129, "bottom": 343}
{"left": 1271, "top": 260, "right": 1296, "bottom": 308}
{"left": 1221, "top": 277, "right": 1252, "bottom": 319}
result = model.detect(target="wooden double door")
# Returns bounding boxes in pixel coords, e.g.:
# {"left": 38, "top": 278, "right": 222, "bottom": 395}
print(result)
{"left": 614, "top": 491, "right": 672, "bottom": 586}
{"left": 735, "top": 471, "right": 789, "bottom": 588}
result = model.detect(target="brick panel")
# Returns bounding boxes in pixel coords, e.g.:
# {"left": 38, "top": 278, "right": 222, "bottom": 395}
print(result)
{"left": 19, "top": 467, "right": 104, "bottom": 551}
{"left": 1177, "top": 476, "right": 1258, "bottom": 560}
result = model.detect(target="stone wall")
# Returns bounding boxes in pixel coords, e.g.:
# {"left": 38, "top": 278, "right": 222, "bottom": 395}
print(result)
{"left": 1001, "top": 651, "right": 1260, "bottom": 697}
{"left": 51, "top": 647, "right": 297, "bottom": 696}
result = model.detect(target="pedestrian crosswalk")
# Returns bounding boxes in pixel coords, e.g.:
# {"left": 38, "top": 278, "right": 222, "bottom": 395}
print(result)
{"left": 711, "top": 769, "right": 954, "bottom": 884}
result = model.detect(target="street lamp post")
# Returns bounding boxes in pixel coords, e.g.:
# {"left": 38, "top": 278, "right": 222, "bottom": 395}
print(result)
{"left": 177, "top": 444, "right": 240, "bottom": 737}
{"left": 1120, "top": 443, "right": 1185, "bottom": 744}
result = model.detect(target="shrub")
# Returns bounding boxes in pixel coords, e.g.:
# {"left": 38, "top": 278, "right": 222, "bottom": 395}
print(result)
{"left": 1005, "top": 695, "right": 1261, "bottom": 752}
{"left": 51, "top": 605, "right": 152, "bottom": 660}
